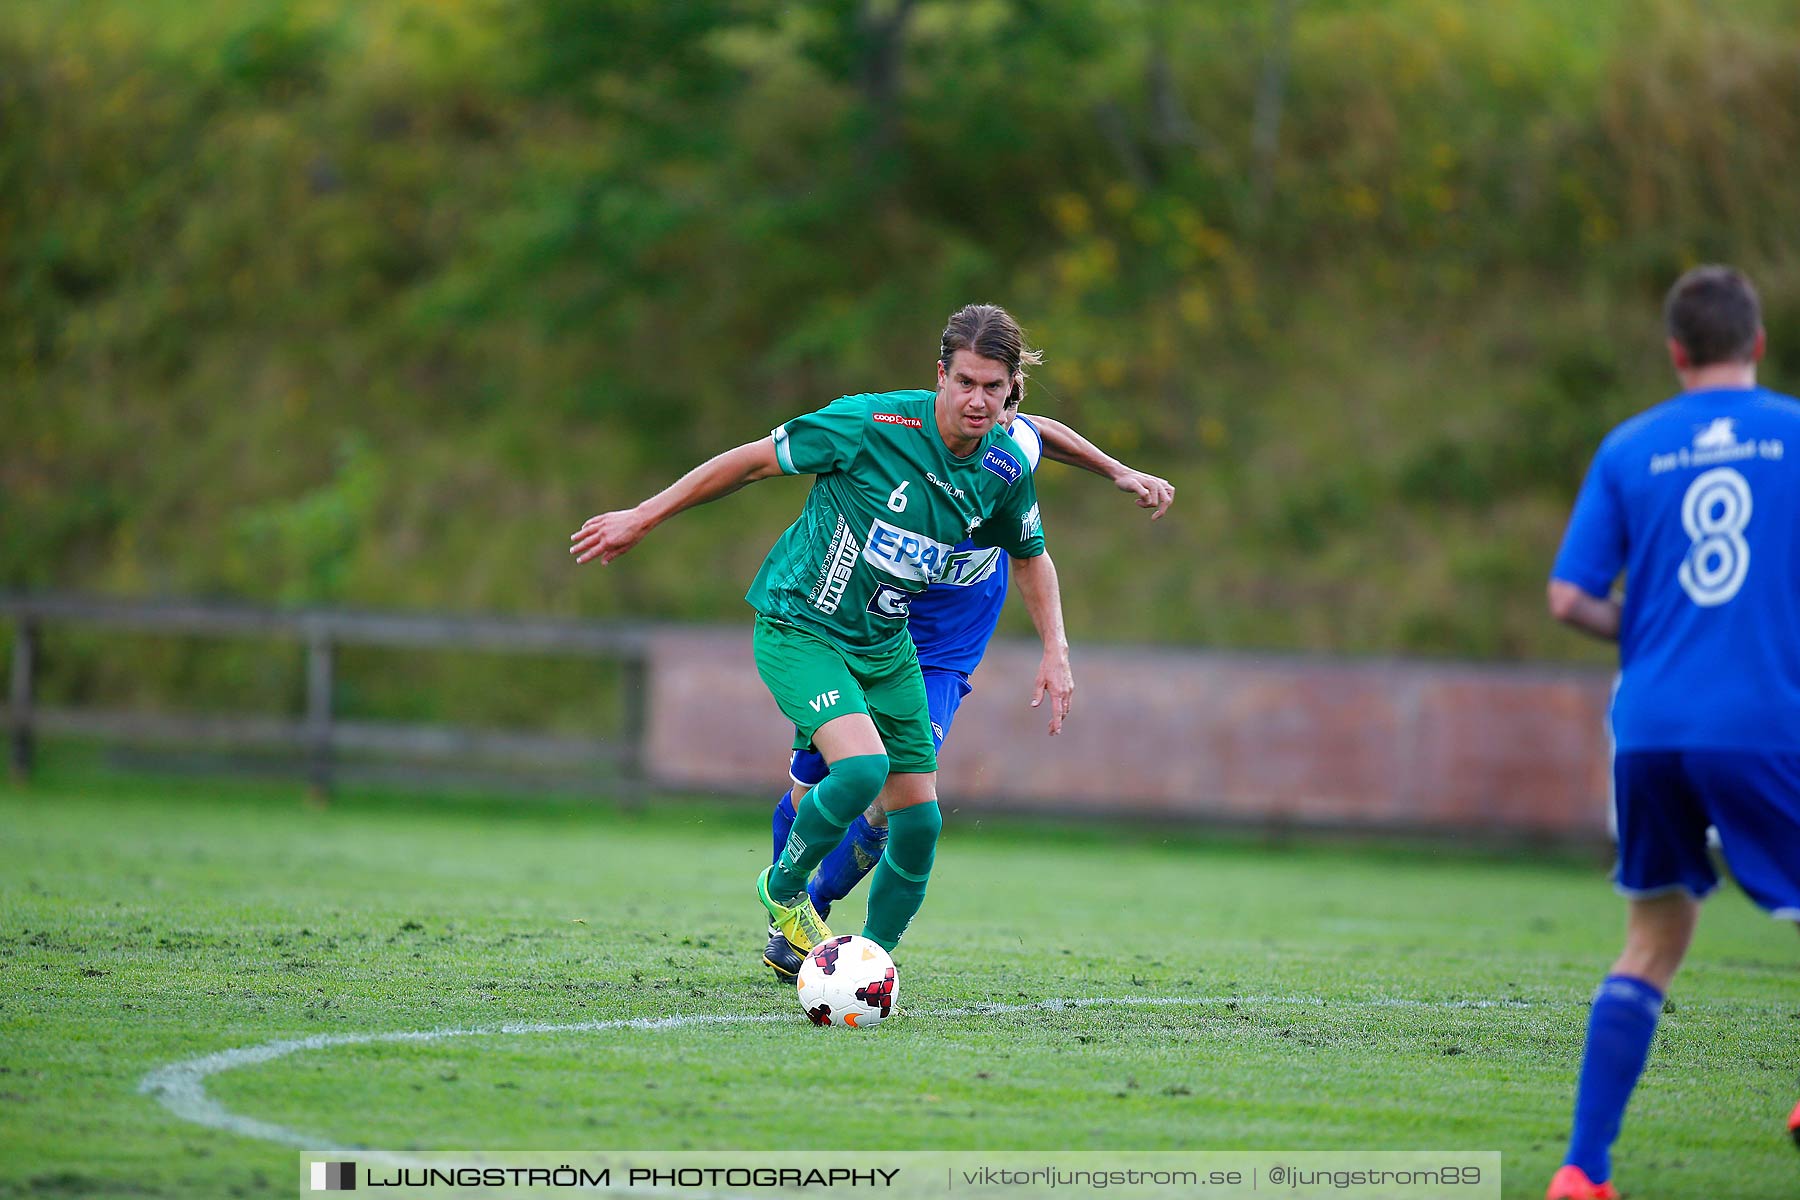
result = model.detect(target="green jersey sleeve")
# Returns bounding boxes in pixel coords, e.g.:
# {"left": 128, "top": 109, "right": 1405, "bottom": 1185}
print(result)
{"left": 973, "top": 466, "right": 1046, "bottom": 558}
{"left": 771, "top": 395, "right": 869, "bottom": 476}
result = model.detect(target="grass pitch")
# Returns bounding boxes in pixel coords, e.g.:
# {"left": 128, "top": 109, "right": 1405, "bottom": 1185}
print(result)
{"left": 1, "top": 759, "right": 1795, "bottom": 1199}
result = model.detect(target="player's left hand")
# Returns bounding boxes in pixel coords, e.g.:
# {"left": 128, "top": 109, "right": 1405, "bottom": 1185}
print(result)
{"left": 570, "top": 507, "right": 651, "bottom": 565}
{"left": 1030, "top": 652, "right": 1075, "bottom": 736}
{"left": 1112, "top": 469, "right": 1175, "bottom": 520}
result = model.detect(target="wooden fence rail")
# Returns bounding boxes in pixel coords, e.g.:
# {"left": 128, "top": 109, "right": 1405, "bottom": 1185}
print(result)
{"left": 2, "top": 593, "right": 1618, "bottom": 838}
{"left": 1, "top": 594, "right": 651, "bottom": 796}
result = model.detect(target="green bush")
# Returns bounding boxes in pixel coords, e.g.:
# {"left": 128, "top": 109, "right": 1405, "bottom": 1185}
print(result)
{"left": 7, "top": 0, "right": 1800, "bottom": 717}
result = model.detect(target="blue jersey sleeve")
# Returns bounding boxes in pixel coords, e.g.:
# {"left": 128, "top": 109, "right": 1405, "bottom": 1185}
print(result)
{"left": 1008, "top": 414, "right": 1045, "bottom": 472}
{"left": 1551, "top": 446, "right": 1628, "bottom": 597}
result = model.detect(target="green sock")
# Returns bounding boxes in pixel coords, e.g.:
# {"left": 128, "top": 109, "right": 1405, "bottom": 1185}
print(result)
{"left": 769, "top": 753, "right": 888, "bottom": 901}
{"left": 862, "top": 801, "right": 941, "bottom": 951}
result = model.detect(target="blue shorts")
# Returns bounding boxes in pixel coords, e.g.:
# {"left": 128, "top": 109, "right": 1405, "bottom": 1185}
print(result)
{"left": 1613, "top": 750, "right": 1800, "bottom": 918}
{"left": 789, "top": 667, "right": 974, "bottom": 786}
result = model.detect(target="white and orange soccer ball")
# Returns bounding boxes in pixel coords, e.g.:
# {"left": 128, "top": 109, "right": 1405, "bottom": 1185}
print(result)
{"left": 796, "top": 935, "right": 897, "bottom": 1028}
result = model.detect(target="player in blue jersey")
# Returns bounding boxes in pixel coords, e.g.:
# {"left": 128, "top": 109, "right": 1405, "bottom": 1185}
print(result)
{"left": 1543, "top": 265, "right": 1800, "bottom": 1200}
{"left": 762, "top": 386, "right": 1174, "bottom": 978}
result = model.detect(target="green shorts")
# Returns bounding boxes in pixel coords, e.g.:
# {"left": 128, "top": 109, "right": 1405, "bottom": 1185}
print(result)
{"left": 751, "top": 614, "right": 937, "bottom": 775}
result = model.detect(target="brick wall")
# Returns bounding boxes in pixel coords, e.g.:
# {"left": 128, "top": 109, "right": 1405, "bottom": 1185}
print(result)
{"left": 642, "top": 628, "right": 1614, "bottom": 838}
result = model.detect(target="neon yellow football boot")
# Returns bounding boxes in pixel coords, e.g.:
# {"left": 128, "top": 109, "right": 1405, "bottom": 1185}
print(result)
{"left": 756, "top": 866, "right": 833, "bottom": 955}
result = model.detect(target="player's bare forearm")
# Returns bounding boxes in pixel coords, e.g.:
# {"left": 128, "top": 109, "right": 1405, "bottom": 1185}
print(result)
{"left": 1027, "top": 413, "right": 1175, "bottom": 519}
{"left": 1547, "top": 580, "right": 1622, "bottom": 642}
{"left": 571, "top": 439, "right": 783, "bottom": 565}
{"left": 1010, "top": 551, "right": 1074, "bottom": 735}
{"left": 634, "top": 439, "right": 785, "bottom": 528}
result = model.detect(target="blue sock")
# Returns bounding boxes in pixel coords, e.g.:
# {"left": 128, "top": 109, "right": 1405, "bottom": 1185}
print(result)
{"left": 1565, "top": 974, "right": 1664, "bottom": 1182}
{"left": 770, "top": 791, "right": 797, "bottom": 868}
{"left": 808, "top": 815, "right": 888, "bottom": 914}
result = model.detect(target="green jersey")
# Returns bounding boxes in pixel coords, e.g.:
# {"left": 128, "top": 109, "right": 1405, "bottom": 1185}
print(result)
{"left": 745, "top": 390, "right": 1047, "bottom": 650}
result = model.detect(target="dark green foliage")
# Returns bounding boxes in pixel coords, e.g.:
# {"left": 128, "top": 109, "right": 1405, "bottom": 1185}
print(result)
{"left": 6, "top": 0, "right": 1800, "bottom": 720}
{"left": 216, "top": 12, "right": 339, "bottom": 100}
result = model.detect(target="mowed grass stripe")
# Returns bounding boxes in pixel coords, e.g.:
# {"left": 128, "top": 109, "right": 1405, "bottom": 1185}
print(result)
{"left": 1, "top": 766, "right": 1794, "bottom": 1199}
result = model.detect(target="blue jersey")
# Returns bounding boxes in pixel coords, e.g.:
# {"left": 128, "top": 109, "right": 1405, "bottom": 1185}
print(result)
{"left": 1551, "top": 386, "right": 1800, "bottom": 753}
{"left": 906, "top": 415, "right": 1044, "bottom": 673}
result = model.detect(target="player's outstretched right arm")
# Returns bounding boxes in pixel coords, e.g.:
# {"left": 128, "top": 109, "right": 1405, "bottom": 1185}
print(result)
{"left": 570, "top": 438, "right": 784, "bottom": 565}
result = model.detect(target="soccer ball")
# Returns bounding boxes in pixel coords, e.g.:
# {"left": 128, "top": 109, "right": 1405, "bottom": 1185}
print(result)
{"left": 796, "top": 935, "right": 897, "bottom": 1028}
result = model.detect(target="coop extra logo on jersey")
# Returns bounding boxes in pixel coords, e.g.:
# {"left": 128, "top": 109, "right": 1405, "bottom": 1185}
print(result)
{"left": 872, "top": 412, "right": 923, "bottom": 428}
{"left": 863, "top": 518, "right": 955, "bottom": 583}
{"left": 981, "top": 444, "right": 1024, "bottom": 485}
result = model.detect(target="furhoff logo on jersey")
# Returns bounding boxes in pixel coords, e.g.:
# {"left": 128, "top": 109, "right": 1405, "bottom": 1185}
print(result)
{"left": 981, "top": 445, "right": 1023, "bottom": 485}
{"left": 808, "top": 515, "right": 862, "bottom": 615}
{"left": 872, "top": 413, "right": 923, "bottom": 428}
{"left": 1651, "top": 418, "right": 1785, "bottom": 475}
{"left": 863, "top": 518, "right": 955, "bottom": 582}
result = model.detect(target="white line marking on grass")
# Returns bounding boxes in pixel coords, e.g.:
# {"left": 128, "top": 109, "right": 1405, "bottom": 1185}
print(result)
{"left": 937, "top": 995, "right": 1536, "bottom": 1015}
{"left": 138, "top": 1013, "right": 793, "bottom": 1150}
{"left": 138, "top": 994, "right": 1535, "bottom": 1149}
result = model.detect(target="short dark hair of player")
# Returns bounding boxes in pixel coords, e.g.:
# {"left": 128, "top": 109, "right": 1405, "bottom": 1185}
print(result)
{"left": 1664, "top": 265, "right": 1762, "bottom": 367}
{"left": 939, "top": 304, "right": 1045, "bottom": 406}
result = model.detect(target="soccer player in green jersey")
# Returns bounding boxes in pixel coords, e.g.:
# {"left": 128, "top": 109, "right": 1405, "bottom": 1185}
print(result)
{"left": 571, "top": 304, "right": 1073, "bottom": 962}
